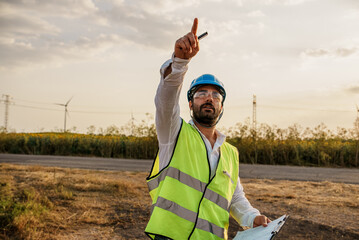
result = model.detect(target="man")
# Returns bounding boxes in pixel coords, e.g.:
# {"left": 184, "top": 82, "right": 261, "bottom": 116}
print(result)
{"left": 145, "top": 18, "right": 270, "bottom": 240}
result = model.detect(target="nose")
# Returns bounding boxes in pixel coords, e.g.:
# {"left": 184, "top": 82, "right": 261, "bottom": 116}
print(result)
{"left": 205, "top": 97, "right": 213, "bottom": 103}
{"left": 205, "top": 93, "right": 214, "bottom": 102}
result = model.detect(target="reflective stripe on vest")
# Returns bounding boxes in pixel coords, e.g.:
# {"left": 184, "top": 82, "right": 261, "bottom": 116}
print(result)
{"left": 148, "top": 166, "right": 230, "bottom": 212}
{"left": 152, "top": 197, "right": 224, "bottom": 239}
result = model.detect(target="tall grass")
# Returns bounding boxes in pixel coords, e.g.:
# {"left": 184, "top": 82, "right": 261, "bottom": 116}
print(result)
{"left": 0, "top": 132, "right": 158, "bottom": 159}
{"left": 0, "top": 119, "right": 358, "bottom": 168}
{"left": 224, "top": 121, "right": 359, "bottom": 167}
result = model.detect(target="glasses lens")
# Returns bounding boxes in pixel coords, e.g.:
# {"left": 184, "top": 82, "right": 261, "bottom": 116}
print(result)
{"left": 212, "top": 92, "right": 222, "bottom": 101}
{"left": 194, "top": 91, "right": 222, "bottom": 102}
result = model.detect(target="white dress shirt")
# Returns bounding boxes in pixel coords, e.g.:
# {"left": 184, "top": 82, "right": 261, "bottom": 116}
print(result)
{"left": 154, "top": 55, "right": 260, "bottom": 228}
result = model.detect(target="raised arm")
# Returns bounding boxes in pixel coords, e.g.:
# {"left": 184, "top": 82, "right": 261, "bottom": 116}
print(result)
{"left": 155, "top": 19, "right": 201, "bottom": 169}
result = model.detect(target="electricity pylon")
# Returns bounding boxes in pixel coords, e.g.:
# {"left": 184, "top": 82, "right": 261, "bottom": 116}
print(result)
{"left": 1, "top": 95, "right": 13, "bottom": 132}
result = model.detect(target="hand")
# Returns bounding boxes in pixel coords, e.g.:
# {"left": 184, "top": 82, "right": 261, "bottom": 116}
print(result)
{"left": 253, "top": 215, "right": 271, "bottom": 228}
{"left": 174, "top": 18, "right": 200, "bottom": 59}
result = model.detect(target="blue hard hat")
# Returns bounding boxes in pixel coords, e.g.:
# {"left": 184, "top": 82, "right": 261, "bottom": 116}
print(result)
{"left": 187, "top": 74, "right": 226, "bottom": 102}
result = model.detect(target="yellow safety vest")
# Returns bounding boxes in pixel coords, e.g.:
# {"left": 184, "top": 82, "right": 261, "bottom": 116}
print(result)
{"left": 145, "top": 119, "right": 239, "bottom": 240}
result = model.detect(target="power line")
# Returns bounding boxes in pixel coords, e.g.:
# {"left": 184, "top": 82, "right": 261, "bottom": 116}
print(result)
{"left": 9, "top": 97, "right": 147, "bottom": 114}
{"left": 1, "top": 94, "right": 357, "bottom": 133}
{"left": 11, "top": 102, "right": 354, "bottom": 115}
{"left": 6, "top": 96, "right": 355, "bottom": 118}
{"left": 12, "top": 97, "right": 140, "bottom": 111}
{"left": 66, "top": 109, "right": 144, "bottom": 115}
{"left": 12, "top": 103, "right": 145, "bottom": 115}
{"left": 13, "top": 104, "right": 63, "bottom": 112}
{"left": 227, "top": 104, "right": 353, "bottom": 113}
{"left": 11, "top": 96, "right": 353, "bottom": 114}
{"left": 13, "top": 98, "right": 55, "bottom": 105}
{"left": 258, "top": 105, "right": 353, "bottom": 113}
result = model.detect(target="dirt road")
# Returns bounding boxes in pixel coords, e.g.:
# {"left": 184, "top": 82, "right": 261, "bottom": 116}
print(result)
{"left": 1, "top": 153, "right": 358, "bottom": 184}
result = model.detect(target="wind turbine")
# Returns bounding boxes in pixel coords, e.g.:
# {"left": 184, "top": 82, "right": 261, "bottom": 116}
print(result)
{"left": 55, "top": 97, "right": 73, "bottom": 132}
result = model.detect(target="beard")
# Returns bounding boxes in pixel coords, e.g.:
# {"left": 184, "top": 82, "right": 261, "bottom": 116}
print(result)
{"left": 192, "top": 102, "right": 221, "bottom": 127}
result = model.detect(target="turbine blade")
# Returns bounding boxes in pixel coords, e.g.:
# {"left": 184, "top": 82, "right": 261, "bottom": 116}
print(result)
{"left": 66, "top": 96, "right": 74, "bottom": 106}
{"left": 54, "top": 103, "right": 65, "bottom": 106}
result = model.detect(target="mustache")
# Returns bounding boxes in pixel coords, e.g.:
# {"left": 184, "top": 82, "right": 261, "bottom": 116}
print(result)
{"left": 200, "top": 103, "right": 215, "bottom": 110}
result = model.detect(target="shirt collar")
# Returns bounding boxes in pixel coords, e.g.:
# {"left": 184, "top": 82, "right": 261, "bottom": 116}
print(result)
{"left": 188, "top": 119, "right": 226, "bottom": 145}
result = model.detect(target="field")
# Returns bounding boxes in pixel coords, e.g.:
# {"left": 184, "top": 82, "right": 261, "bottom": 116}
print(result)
{"left": 0, "top": 163, "right": 358, "bottom": 240}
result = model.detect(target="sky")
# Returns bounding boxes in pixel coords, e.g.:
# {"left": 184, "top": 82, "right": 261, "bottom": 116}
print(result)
{"left": 1, "top": 0, "right": 359, "bottom": 133}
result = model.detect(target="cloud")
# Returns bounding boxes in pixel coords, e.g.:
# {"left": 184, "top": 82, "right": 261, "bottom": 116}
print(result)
{"left": 0, "top": 0, "right": 104, "bottom": 69}
{"left": 263, "top": 0, "right": 313, "bottom": 5}
{"left": 301, "top": 47, "right": 359, "bottom": 59}
{"left": 0, "top": 34, "right": 126, "bottom": 70}
{"left": 0, "top": 14, "right": 61, "bottom": 38}
{"left": 1, "top": 0, "right": 197, "bottom": 48}
{"left": 0, "top": 0, "right": 197, "bottom": 70}
{"left": 247, "top": 10, "right": 265, "bottom": 17}
{"left": 0, "top": 0, "right": 99, "bottom": 18}
{"left": 345, "top": 86, "right": 359, "bottom": 94}
{"left": 118, "top": 0, "right": 200, "bottom": 15}
{"left": 102, "top": 3, "right": 190, "bottom": 49}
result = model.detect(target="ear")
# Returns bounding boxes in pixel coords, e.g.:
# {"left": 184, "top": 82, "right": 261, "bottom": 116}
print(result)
{"left": 189, "top": 100, "right": 193, "bottom": 110}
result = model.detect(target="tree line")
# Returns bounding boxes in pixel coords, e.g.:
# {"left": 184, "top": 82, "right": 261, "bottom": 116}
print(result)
{"left": 0, "top": 117, "right": 358, "bottom": 168}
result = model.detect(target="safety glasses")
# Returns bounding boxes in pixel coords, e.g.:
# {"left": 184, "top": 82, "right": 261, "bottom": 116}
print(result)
{"left": 193, "top": 90, "right": 223, "bottom": 102}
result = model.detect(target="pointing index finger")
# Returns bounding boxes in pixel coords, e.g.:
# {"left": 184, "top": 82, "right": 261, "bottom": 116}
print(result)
{"left": 191, "top": 18, "right": 198, "bottom": 35}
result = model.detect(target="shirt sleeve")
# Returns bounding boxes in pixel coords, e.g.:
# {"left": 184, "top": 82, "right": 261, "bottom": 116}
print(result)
{"left": 155, "top": 55, "right": 190, "bottom": 170}
{"left": 229, "top": 177, "right": 261, "bottom": 228}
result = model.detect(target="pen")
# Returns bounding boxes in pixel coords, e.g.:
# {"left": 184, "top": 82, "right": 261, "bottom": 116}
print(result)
{"left": 198, "top": 32, "right": 208, "bottom": 40}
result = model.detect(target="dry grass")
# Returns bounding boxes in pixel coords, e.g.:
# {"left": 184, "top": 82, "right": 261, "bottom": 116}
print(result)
{"left": 0, "top": 163, "right": 358, "bottom": 240}
{"left": 236, "top": 179, "right": 359, "bottom": 239}
{"left": 0, "top": 164, "right": 150, "bottom": 239}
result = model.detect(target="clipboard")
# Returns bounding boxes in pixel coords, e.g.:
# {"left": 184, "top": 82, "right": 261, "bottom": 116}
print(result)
{"left": 233, "top": 215, "right": 289, "bottom": 240}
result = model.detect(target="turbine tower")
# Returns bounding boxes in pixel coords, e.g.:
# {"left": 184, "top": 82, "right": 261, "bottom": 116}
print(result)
{"left": 354, "top": 104, "right": 359, "bottom": 137}
{"left": 252, "top": 95, "right": 257, "bottom": 131}
{"left": 55, "top": 97, "right": 73, "bottom": 132}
